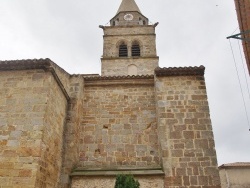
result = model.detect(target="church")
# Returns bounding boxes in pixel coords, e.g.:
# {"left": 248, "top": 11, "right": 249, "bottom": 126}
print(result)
{"left": 0, "top": 0, "right": 221, "bottom": 187}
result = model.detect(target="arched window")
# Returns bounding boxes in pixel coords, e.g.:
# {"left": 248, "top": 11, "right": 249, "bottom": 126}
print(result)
{"left": 119, "top": 42, "right": 128, "bottom": 57}
{"left": 128, "top": 64, "right": 138, "bottom": 75}
{"left": 132, "top": 41, "right": 141, "bottom": 57}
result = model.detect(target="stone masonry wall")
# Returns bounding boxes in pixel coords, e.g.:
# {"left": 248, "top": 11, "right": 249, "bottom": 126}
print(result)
{"left": 71, "top": 176, "right": 164, "bottom": 188}
{"left": 0, "top": 69, "right": 68, "bottom": 188}
{"left": 35, "top": 72, "right": 68, "bottom": 187}
{"left": 103, "top": 32, "right": 157, "bottom": 58}
{"left": 50, "top": 61, "right": 71, "bottom": 93}
{"left": 155, "top": 75, "right": 221, "bottom": 188}
{"left": 79, "top": 82, "right": 160, "bottom": 168}
{"left": 101, "top": 58, "right": 158, "bottom": 76}
{"left": 0, "top": 70, "right": 52, "bottom": 188}
{"left": 60, "top": 76, "right": 85, "bottom": 188}
{"left": 103, "top": 26, "right": 156, "bottom": 37}
{"left": 101, "top": 26, "right": 158, "bottom": 76}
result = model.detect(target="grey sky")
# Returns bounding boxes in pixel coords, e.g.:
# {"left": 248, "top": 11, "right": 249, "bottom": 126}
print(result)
{"left": 0, "top": 0, "right": 249, "bottom": 165}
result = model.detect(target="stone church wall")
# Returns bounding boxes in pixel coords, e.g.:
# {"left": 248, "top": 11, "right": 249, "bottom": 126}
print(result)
{"left": 0, "top": 70, "right": 47, "bottom": 188}
{"left": 78, "top": 80, "right": 161, "bottom": 168}
{"left": 155, "top": 75, "right": 221, "bottom": 187}
{"left": 60, "top": 76, "right": 85, "bottom": 188}
{"left": 35, "top": 71, "right": 68, "bottom": 187}
{"left": 0, "top": 69, "right": 68, "bottom": 188}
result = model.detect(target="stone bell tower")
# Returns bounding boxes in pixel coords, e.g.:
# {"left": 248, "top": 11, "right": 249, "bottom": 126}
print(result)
{"left": 100, "top": 0, "right": 159, "bottom": 76}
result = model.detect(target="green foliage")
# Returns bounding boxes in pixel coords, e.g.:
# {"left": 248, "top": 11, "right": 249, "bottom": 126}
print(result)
{"left": 114, "top": 174, "right": 140, "bottom": 188}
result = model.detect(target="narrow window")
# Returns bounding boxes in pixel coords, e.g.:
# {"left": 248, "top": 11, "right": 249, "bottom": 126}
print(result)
{"left": 112, "top": 21, "right": 115, "bottom": 26}
{"left": 143, "top": 20, "right": 146, "bottom": 25}
{"left": 139, "top": 17, "right": 143, "bottom": 25}
{"left": 132, "top": 42, "right": 140, "bottom": 57}
{"left": 119, "top": 43, "right": 128, "bottom": 57}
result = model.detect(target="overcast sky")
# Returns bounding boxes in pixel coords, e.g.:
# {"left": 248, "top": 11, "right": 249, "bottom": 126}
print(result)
{"left": 0, "top": 0, "right": 249, "bottom": 165}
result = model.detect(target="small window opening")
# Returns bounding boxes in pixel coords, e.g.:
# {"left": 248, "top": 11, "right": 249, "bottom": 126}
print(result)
{"left": 143, "top": 20, "right": 146, "bottom": 25}
{"left": 132, "top": 42, "right": 140, "bottom": 57}
{"left": 112, "top": 21, "right": 115, "bottom": 26}
{"left": 119, "top": 43, "right": 128, "bottom": 57}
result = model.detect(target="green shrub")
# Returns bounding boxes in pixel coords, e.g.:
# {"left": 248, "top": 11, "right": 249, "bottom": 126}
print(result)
{"left": 114, "top": 174, "right": 140, "bottom": 188}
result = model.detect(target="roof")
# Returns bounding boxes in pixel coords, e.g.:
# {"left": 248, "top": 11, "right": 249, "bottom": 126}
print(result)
{"left": 0, "top": 59, "right": 205, "bottom": 77}
{"left": 219, "top": 162, "right": 250, "bottom": 169}
{"left": 117, "top": 0, "right": 141, "bottom": 14}
{"left": 84, "top": 74, "right": 154, "bottom": 81}
{"left": 0, "top": 58, "right": 69, "bottom": 76}
{"left": 155, "top": 66, "right": 205, "bottom": 76}
{"left": 0, "top": 59, "right": 70, "bottom": 101}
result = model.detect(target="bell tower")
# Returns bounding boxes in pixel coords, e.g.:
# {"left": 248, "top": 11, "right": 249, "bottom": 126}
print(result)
{"left": 100, "top": 0, "right": 159, "bottom": 76}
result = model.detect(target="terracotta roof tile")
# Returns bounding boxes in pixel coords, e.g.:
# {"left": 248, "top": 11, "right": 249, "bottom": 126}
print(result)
{"left": 0, "top": 58, "right": 51, "bottom": 70}
{"left": 155, "top": 66, "right": 205, "bottom": 76}
{"left": 0, "top": 59, "right": 70, "bottom": 100}
{"left": 84, "top": 74, "right": 154, "bottom": 81}
{"left": 0, "top": 58, "right": 70, "bottom": 76}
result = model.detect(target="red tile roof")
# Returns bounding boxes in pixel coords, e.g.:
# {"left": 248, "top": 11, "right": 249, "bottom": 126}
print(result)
{"left": 155, "top": 66, "right": 205, "bottom": 76}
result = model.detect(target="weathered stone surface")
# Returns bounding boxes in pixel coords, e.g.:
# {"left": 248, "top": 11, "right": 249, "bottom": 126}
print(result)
{"left": 0, "top": 70, "right": 67, "bottom": 188}
{"left": 155, "top": 75, "right": 221, "bottom": 187}
{"left": 0, "top": 63, "right": 221, "bottom": 188}
{"left": 101, "top": 25, "right": 159, "bottom": 76}
{"left": 79, "top": 82, "right": 160, "bottom": 168}
{"left": 71, "top": 176, "right": 164, "bottom": 188}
